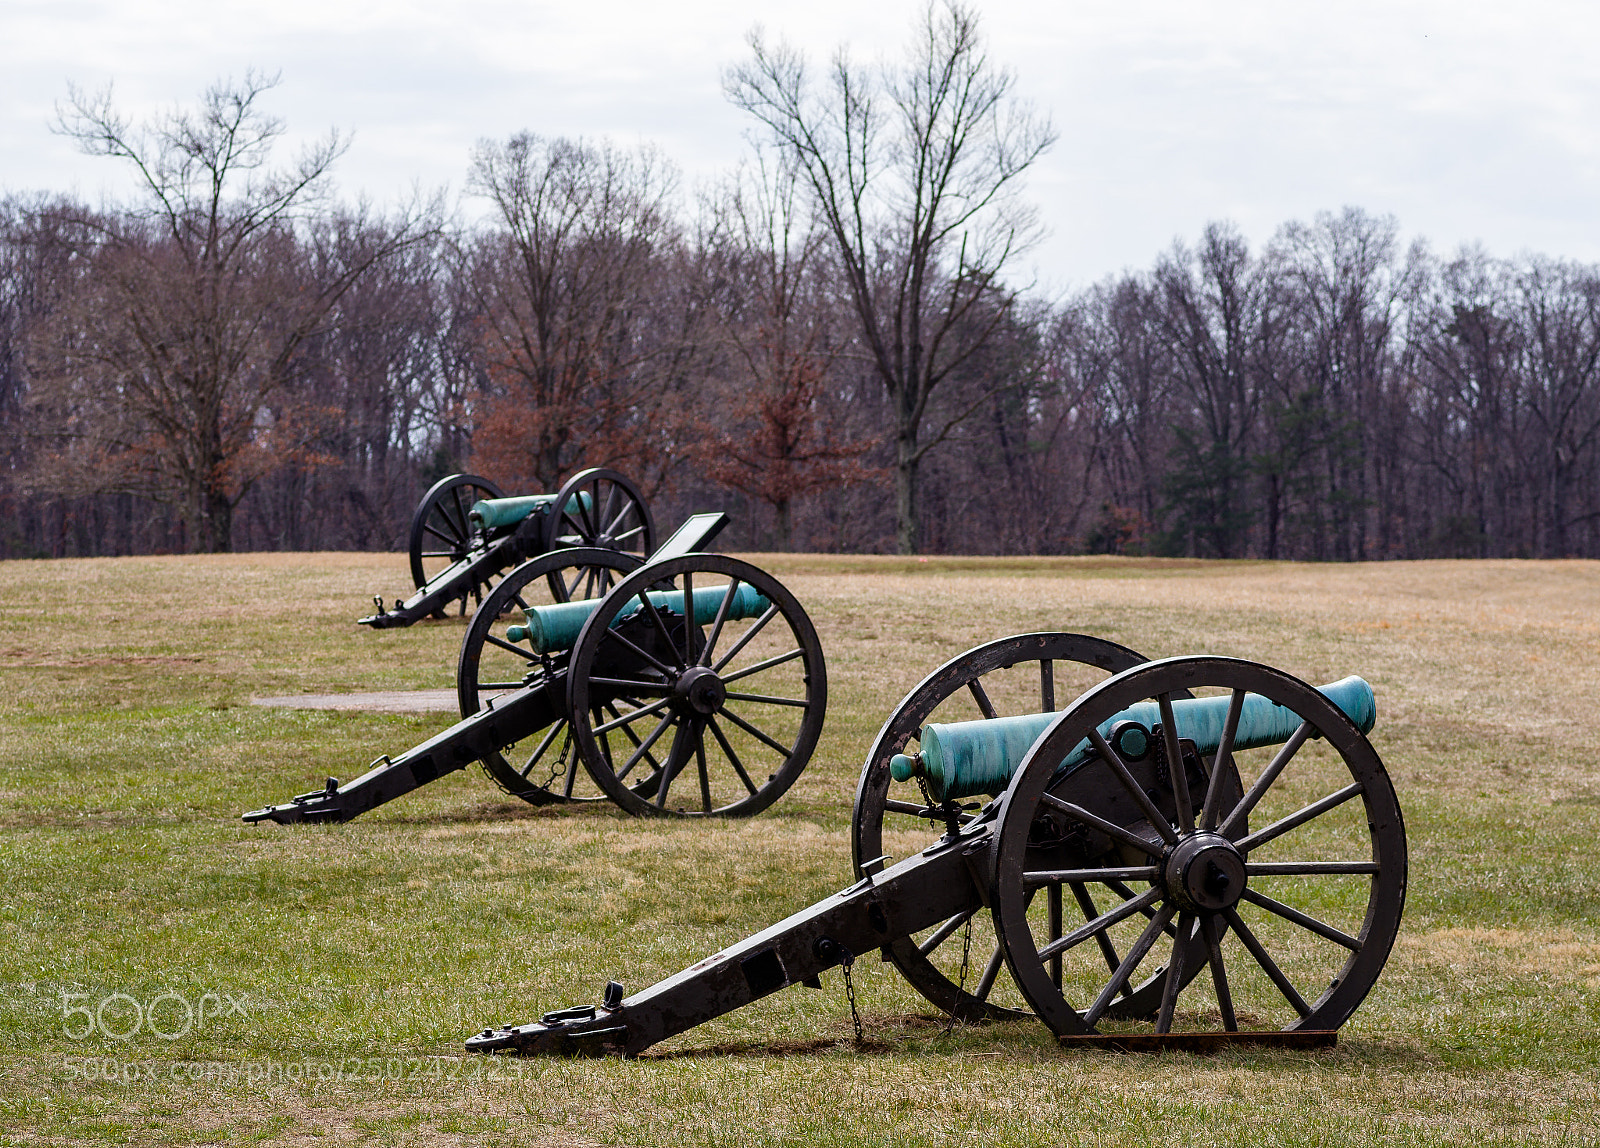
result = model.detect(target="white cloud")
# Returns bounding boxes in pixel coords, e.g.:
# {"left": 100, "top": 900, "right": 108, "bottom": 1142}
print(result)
{"left": 3, "top": 0, "right": 1597, "bottom": 284}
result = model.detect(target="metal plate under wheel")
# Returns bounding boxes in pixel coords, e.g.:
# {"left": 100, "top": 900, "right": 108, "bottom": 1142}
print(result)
{"left": 1057, "top": 1030, "right": 1338, "bottom": 1053}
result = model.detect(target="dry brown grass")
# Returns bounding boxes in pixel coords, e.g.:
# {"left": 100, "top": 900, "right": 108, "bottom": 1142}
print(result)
{"left": 1400, "top": 927, "right": 1600, "bottom": 990}
{"left": 3, "top": 552, "right": 1600, "bottom": 1145}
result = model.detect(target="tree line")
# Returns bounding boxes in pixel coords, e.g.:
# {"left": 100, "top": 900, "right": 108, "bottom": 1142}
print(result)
{"left": 4, "top": 7, "right": 1600, "bottom": 561}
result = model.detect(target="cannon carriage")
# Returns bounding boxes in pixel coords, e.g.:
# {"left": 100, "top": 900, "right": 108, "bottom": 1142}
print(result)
{"left": 247, "top": 521, "right": 826, "bottom": 823}
{"left": 468, "top": 634, "right": 1406, "bottom": 1054}
{"left": 360, "top": 467, "right": 655, "bottom": 629}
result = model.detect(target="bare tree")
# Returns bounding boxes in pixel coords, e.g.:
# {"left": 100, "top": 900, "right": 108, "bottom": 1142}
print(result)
{"left": 1410, "top": 250, "right": 1528, "bottom": 557}
{"left": 1269, "top": 209, "right": 1421, "bottom": 559}
{"left": 690, "top": 153, "right": 879, "bottom": 549}
{"left": 463, "top": 133, "right": 687, "bottom": 492}
{"left": 726, "top": 0, "right": 1055, "bottom": 552}
{"left": 1149, "top": 224, "right": 1281, "bottom": 557}
{"left": 0, "top": 197, "right": 65, "bottom": 555}
{"left": 26, "top": 72, "right": 434, "bottom": 551}
{"left": 1510, "top": 258, "right": 1600, "bottom": 556}
{"left": 1039, "top": 285, "right": 1162, "bottom": 553}
{"left": 256, "top": 221, "right": 456, "bottom": 550}
{"left": 1106, "top": 279, "right": 1178, "bottom": 541}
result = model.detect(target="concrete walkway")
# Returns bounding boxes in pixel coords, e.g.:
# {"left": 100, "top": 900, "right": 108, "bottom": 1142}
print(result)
{"left": 251, "top": 690, "right": 458, "bottom": 714}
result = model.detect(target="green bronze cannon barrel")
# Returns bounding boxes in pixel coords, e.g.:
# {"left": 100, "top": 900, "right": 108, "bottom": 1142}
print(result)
{"left": 891, "top": 676, "right": 1376, "bottom": 803}
{"left": 468, "top": 490, "right": 593, "bottom": 533}
{"left": 506, "top": 582, "right": 771, "bottom": 655}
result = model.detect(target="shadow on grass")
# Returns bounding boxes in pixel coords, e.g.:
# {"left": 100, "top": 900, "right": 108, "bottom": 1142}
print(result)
{"left": 641, "top": 1037, "right": 901, "bottom": 1059}
{"left": 637, "top": 1016, "right": 1434, "bottom": 1066}
{"left": 374, "top": 797, "right": 838, "bottom": 828}
{"left": 377, "top": 799, "right": 638, "bottom": 825}
{"left": 4, "top": 797, "right": 636, "bottom": 831}
{"left": 638, "top": 1014, "right": 960, "bottom": 1060}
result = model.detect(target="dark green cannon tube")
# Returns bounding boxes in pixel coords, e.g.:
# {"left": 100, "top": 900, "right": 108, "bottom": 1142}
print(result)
{"left": 506, "top": 583, "right": 771, "bottom": 655}
{"left": 890, "top": 676, "right": 1376, "bottom": 803}
{"left": 468, "top": 491, "right": 593, "bottom": 533}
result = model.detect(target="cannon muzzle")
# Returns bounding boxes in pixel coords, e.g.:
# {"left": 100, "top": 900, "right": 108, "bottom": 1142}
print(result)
{"left": 892, "top": 676, "right": 1376, "bottom": 802}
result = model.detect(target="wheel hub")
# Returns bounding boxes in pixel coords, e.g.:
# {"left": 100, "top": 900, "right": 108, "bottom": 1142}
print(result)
{"left": 1163, "top": 831, "right": 1246, "bottom": 912}
{"left": 673, "top": 665, "right": 726, "bottom": 716}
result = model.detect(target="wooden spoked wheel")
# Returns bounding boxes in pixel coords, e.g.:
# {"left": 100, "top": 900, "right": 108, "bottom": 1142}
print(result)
{"left": 991, "top": 656, "right": 1407, "bottom": 1038}
{"left": 851, "top": 633, "right": 1154, "bottom": 1022}
{"left": 543, "top": 468, "right": 655, "bottom": 580}
{"left": 457, "top": 549, "right": 641, "bottom": 804}
{"left": 408, "top": 473, "right": 506, "bottom": 615}
{"left": 567, "top": 555, "right": 826, "bottom": 818}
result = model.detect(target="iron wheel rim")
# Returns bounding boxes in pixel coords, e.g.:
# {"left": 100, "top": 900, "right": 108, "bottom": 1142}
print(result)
{"left": 567, "top": 554, "right": 826, "bottom": 818}
{"left": 408, "top": 473, "right": 506, "bottom": 616}
{"left": 852, "top": 632, "right": 1152, "bottom": 1023}
{"left": 543, "top": 467, "right": 656, "bottom": 573}
{"left": 991, "top": 655, "right": 1407, "bottom": 1038}
{"left": 458, "top": 548, "right": 641, "bottom": 804}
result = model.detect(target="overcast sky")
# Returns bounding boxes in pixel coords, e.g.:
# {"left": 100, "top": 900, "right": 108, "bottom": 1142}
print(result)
{"left": 4, "top": 0, "right": 1596, "bottom": 292}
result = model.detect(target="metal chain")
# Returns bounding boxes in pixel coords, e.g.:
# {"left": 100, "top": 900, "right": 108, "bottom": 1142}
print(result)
{"left": 942, "top": 917, "right": 973, "bottom": 1036}
{"left": 840, "top": 954, "right": 864, "bottom": 1047}
{"left": 914, "top": 773, "right": 964, "bottom": 839}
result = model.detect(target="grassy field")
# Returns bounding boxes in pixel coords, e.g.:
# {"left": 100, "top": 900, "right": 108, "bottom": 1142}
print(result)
{"left": 1, "top": 552, "right": 1598, "bottom": 1146}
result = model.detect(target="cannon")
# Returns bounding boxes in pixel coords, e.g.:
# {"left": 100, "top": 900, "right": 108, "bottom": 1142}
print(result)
{"left": 467, "top": 635, "right": 1406, "bottom": 1054}
{"left": 360, "top": 467, "right": 655, "bottom": 628}
{"left": 245, "top": 529, "right": 826, "bottom": 823}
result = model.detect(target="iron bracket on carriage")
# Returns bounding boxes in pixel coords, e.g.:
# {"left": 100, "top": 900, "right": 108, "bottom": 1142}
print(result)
{"left": 467, "top": 635, "right": 1406, "bottom": 1054}
{"left": 359, "top": 467, "right": 666, "bottom": 629}
{"left": 245, "top": 518, "right": 827, "bottom": 823}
